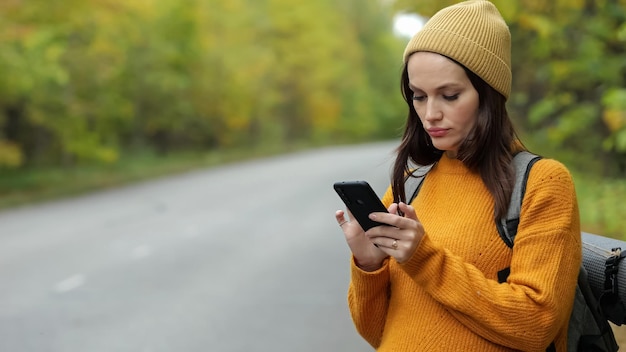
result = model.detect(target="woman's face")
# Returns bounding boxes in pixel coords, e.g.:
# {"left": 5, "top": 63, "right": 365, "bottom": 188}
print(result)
{"left": 407, "top": 52, "right": 480, "bottom": 158}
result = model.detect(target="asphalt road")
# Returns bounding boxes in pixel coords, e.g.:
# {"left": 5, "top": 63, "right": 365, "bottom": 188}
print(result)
{"left": 0, "top": 141, "right": 398, "bottom": 352}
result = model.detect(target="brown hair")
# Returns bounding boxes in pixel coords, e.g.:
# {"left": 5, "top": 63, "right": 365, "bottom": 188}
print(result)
{"left": 391, "top": 60, "right": 525, "bottom": 220}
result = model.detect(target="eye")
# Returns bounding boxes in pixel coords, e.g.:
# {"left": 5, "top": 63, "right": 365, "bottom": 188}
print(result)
{"left": 412, "top": 95, "right": 426, "bottom": 102}
{"left": 443, "top": 94, "right": 459, "bottom": 101}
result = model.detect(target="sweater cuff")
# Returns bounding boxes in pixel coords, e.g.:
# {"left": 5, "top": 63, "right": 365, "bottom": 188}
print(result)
{"left": 350, "top": 256, "right": 390, "bottom": 292}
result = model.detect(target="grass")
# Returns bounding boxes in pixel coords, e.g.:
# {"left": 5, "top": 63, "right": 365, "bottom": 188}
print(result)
{"left": 0, "top": 144, "right": 306, "bottom": 210}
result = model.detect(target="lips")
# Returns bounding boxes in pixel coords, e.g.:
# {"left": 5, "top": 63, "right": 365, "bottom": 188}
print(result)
{"left": 426, "top": 128, "right": 449, "bottom": 137}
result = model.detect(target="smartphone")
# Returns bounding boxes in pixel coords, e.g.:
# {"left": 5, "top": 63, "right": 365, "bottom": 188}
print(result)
{"left": 333, "top": 181, "right": 388, "bottom": 231}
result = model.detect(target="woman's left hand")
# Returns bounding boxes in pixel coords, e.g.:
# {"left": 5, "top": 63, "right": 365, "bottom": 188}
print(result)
{"left": 365, "top": 202, "right": 425, "bottom": 263}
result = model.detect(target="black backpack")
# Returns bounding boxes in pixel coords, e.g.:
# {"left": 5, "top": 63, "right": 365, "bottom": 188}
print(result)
{"left": 404, "top": 151, "right": 624, "bottom": 351}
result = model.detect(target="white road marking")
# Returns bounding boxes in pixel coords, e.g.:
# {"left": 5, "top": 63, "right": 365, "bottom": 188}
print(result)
{"left": 54, "top": 274, "right": 85, "bottom": 293}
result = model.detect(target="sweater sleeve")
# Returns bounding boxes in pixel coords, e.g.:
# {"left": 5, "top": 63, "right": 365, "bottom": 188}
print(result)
{"left": 347, "top": 257, "right": 390, "bottom": 348}
{"left": 400, "top": 159, "right": 582, "bottom": 350}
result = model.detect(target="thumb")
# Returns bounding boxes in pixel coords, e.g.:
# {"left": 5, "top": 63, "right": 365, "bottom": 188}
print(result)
{"left": 387, "top": 203, "right": 399, "bottom": 215}
{"left": 398, "top": 202, "right": 418, "bottom": 220}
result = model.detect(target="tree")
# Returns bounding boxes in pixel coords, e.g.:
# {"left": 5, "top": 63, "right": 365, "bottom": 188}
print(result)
{"left": 393, "top": 0, "right": 626, "bottom": 177}
{"left": 0, "top": 0, "right": 406, "bottom": 168}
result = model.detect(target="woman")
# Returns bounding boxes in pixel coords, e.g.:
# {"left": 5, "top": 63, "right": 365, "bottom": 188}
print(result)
{"left": 335, "top": 1, "right": 582, "bottom": 351}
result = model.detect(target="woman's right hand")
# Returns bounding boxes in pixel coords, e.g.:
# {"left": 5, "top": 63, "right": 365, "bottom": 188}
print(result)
{"left": 335, "top": 209, "right": 388, "bottom": 271}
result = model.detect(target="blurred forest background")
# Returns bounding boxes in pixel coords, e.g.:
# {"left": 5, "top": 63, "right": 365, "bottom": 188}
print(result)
{"left": 0, "top": 0, "right": 625, "bottom": 237}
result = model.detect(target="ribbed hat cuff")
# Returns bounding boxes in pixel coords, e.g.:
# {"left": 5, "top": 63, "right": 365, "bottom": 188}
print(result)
{"left": 404, "top": 28, "right": 511, "bottom": 99}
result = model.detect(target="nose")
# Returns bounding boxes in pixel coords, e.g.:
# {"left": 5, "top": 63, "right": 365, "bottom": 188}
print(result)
{"left": 423, "top": 99, "right": 442, "bottom": 122}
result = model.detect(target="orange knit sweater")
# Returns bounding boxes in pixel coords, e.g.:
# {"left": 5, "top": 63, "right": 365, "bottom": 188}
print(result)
{"left": 348, "top": 154, "right": 581, "bottom": 351}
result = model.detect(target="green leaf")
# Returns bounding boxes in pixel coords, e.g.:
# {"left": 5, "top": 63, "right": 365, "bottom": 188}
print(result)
{"left": 616, "top": 130, "right": 626, "bottom": 152}
{"left": 602, "top": 89, "right": 626, "bottom": 110}
{"left": 618, "top": 22, "right": 626, "bottom": 41}
{"left": 528, "top": 99, "right": 558, "bottom": 126}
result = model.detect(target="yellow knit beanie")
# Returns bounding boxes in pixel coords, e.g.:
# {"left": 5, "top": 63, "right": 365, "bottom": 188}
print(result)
{"left": 403, "top": 0, "right": 511, "bottom": 99}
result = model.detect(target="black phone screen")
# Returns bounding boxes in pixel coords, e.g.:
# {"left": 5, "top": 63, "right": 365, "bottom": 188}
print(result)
{"left": 333, "top": 181, "right": 388, "bottom": 231}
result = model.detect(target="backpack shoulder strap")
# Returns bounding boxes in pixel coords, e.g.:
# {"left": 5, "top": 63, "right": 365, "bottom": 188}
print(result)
{"left": 404, "top": 164, "right": 435, "bottom": 204}
{"left": 403, "top": 152, "right": 541, "bottom": 248}
{"left": 496, "top": 151, "right": 542, "bottom": 248}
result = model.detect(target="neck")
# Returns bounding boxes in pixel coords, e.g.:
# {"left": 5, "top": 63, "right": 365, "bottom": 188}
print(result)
{"left": 445, "top": 151, "right": 458, "bottom": 158}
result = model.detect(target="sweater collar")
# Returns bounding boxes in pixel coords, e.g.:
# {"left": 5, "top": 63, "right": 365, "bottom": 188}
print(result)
{"left": 434, "top": 154, "right": 472, "bottom": 175}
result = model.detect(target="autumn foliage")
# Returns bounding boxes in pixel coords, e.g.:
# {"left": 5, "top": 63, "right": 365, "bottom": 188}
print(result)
{"left": 1, "top": 0, "right": 625, "bottom": 177}
{"left": 394, "top": 0, "right": 626, "bottom": 176}
{"left": 0, "top": 0, "right": 405, "bottom": 168}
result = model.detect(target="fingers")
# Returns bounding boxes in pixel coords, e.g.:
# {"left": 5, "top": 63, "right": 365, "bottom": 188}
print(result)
{"left": 365, "top": 202, "right": 423, "bottom": 263}
{"left": 370, "top": 237, "right": 399, "bottom": 250}
{"left": 335, "top": 210, "right": 350, "bottom": 228}
{"left": 335, "top": 209, "right": 387, "bottom": 268}
{"left": 369, "top": 202, "right": 418, "bottom": 227}
{"left": 337, "top": 202, "right": 421, "bottom": 264}
{"left": 335, "top": 209, "right": 346, "bottom": 223}
{"left": 387, "top": 203, "right": 399, "bottom": 215}
{"left": 368, "top": 231, "right": 416, "bottom": 263}
{"left": 398, "top": 202, "right": 418, "bottom": 220}
{"left": 369, "top": 202, "right": 417, "bottom": 228}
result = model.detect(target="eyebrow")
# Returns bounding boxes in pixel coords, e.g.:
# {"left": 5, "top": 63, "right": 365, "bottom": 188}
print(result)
{"left": 409, "top": 82, "right": 464, "bottom": 91}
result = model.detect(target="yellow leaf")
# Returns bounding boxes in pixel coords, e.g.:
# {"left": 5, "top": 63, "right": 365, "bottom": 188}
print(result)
{"left": 0, "top": 140, "right": 23, "bottom": 168}
{"left": 97, "top": 148, "right": 119, "bottom": 164}
{"left": 603, "top": 109, "right": 626, "bottom": 132}
{"left": 518, "top": 14, "right": 554, "bottom": 38}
